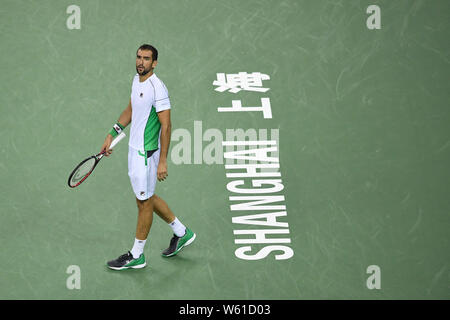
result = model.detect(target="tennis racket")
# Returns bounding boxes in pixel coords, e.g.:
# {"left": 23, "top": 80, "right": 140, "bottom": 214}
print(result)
{"left": 68, "top": 132, "right": 126, "bottom": 188}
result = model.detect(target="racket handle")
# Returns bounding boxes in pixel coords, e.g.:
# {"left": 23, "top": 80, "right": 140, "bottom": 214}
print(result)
{"left": 98, "top": 132, "right": 126, "bottom": 160}
{"left": 110, "top": 132, "right": 126, "bottom": 149}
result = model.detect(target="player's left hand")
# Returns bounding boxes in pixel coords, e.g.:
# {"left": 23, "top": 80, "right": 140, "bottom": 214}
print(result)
{"left": 157, "top": 161, "right": 168, "bottom": 181}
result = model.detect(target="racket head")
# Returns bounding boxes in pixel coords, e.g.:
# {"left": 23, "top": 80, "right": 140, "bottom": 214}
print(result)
{"left": 67, "top": 153, "right": 102, "bottom": 188}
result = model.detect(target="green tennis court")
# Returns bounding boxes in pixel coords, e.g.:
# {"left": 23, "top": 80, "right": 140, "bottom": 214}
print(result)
{"left": 0, "top": 0, "right": 449, "bottom": 299}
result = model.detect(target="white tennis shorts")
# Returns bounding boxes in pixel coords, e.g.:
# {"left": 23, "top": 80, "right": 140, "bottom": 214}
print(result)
{"left": 128, "top": 146, "right": 160, "bottom": 200}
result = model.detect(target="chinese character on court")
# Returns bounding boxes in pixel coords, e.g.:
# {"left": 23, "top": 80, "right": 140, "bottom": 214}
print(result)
{"left": 213, "top": 72, "right": 270, "bottom": 93}
{"left": 218, "top": 98, "right": 272, "bottom": 119}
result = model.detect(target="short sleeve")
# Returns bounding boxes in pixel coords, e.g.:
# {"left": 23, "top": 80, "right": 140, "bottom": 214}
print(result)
{"left": 154, "top": 80, "right": 171, "bottom": 112}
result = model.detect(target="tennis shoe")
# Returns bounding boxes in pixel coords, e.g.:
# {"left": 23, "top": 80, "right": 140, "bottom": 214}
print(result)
{"left": 162, "top": 228, "right": 196, "bottom": 257}
{"left": 107, "top": 251, "right": 146, "bottom": 270}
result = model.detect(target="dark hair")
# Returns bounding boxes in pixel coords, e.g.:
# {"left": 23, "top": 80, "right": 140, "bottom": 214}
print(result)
{"left": 137, "top": 44, "right": 158, "bottom": 61}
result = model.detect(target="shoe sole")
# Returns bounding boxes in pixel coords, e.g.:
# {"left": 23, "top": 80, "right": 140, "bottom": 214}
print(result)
{"left": 107, "top": 262, "right": 147, "bottom": 271}
{"left": 162, "top": 233, "right": 196, "bottom": 258}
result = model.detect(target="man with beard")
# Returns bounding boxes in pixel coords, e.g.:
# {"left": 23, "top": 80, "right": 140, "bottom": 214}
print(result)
{"left": 101, "top": 44, "right": 196, "bottom": 270}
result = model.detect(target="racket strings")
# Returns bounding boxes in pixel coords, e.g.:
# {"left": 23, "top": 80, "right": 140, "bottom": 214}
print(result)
{"left": 69, "top": 158, "right": 96, "bottom": 186}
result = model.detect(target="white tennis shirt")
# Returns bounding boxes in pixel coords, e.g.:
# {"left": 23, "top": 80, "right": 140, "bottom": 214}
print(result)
{"left": 129, "top": 73, "right": 171, "bottom": 151}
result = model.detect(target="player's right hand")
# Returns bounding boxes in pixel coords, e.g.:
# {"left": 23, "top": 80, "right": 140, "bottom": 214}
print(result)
{"left": 101, "top": 134, "right": 114, "bottom": 156}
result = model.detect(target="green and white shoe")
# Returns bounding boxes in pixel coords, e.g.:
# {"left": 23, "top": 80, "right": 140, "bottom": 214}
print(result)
{"left": 162, "top": 228, "right": 196, "bottom": 257}
{"left": 106, "top": 251, "right": 146, "bottom": 270}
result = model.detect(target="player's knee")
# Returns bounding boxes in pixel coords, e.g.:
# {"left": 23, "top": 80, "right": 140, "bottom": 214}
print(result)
{"left": 136, "top": 194, "right": 155, "bottom": 207}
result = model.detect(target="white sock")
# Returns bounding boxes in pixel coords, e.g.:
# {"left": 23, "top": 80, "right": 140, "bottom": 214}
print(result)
{"left": 130, "top": 238, "right": 146, "bottom": 258}
{"left": 169, "top": 217, "right": 186, "bottom": 237}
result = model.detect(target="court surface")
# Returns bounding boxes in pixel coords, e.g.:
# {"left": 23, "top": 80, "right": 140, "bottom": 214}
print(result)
{"left": 0, "top": 0, "right": 449, "bottom": 299}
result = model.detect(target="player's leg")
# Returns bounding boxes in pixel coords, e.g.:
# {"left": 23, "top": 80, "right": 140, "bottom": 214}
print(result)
{"left": 148, "top": 151, "right": 196, "bottom": 257}
{"left": 128, "top": 149, "right": 158, "bottom": 259}
{"left": 127, "top": 196, "right": 154, "bottom": 262}
{"left": 152, "top": 194, "right": 175, "bottom": 223}
{"left": 152, "top": 193, "right": 191, "bottom": 237}
{"left": 135, "top": 196, "right": 154, "bottom": 240}
{"left": 153, "top": 194, "right": 193, "bottom": 240}
{"left": 106, "top": 147, "right": 150, "bottom": 270}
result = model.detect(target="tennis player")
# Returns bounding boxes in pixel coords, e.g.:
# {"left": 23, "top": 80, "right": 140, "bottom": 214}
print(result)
{"left": 100, "top": 44, "right": 196, "bottom": 270}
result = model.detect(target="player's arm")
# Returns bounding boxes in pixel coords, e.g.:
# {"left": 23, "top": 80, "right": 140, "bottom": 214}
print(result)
{"left": 116, "top": 98, "right": 132, "bottom": 128}
{"left": 101, "top": 99, "right": 132, "bottom": 156}
{"left": 156, "top": 109, "right": 171, "bottom": 181}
